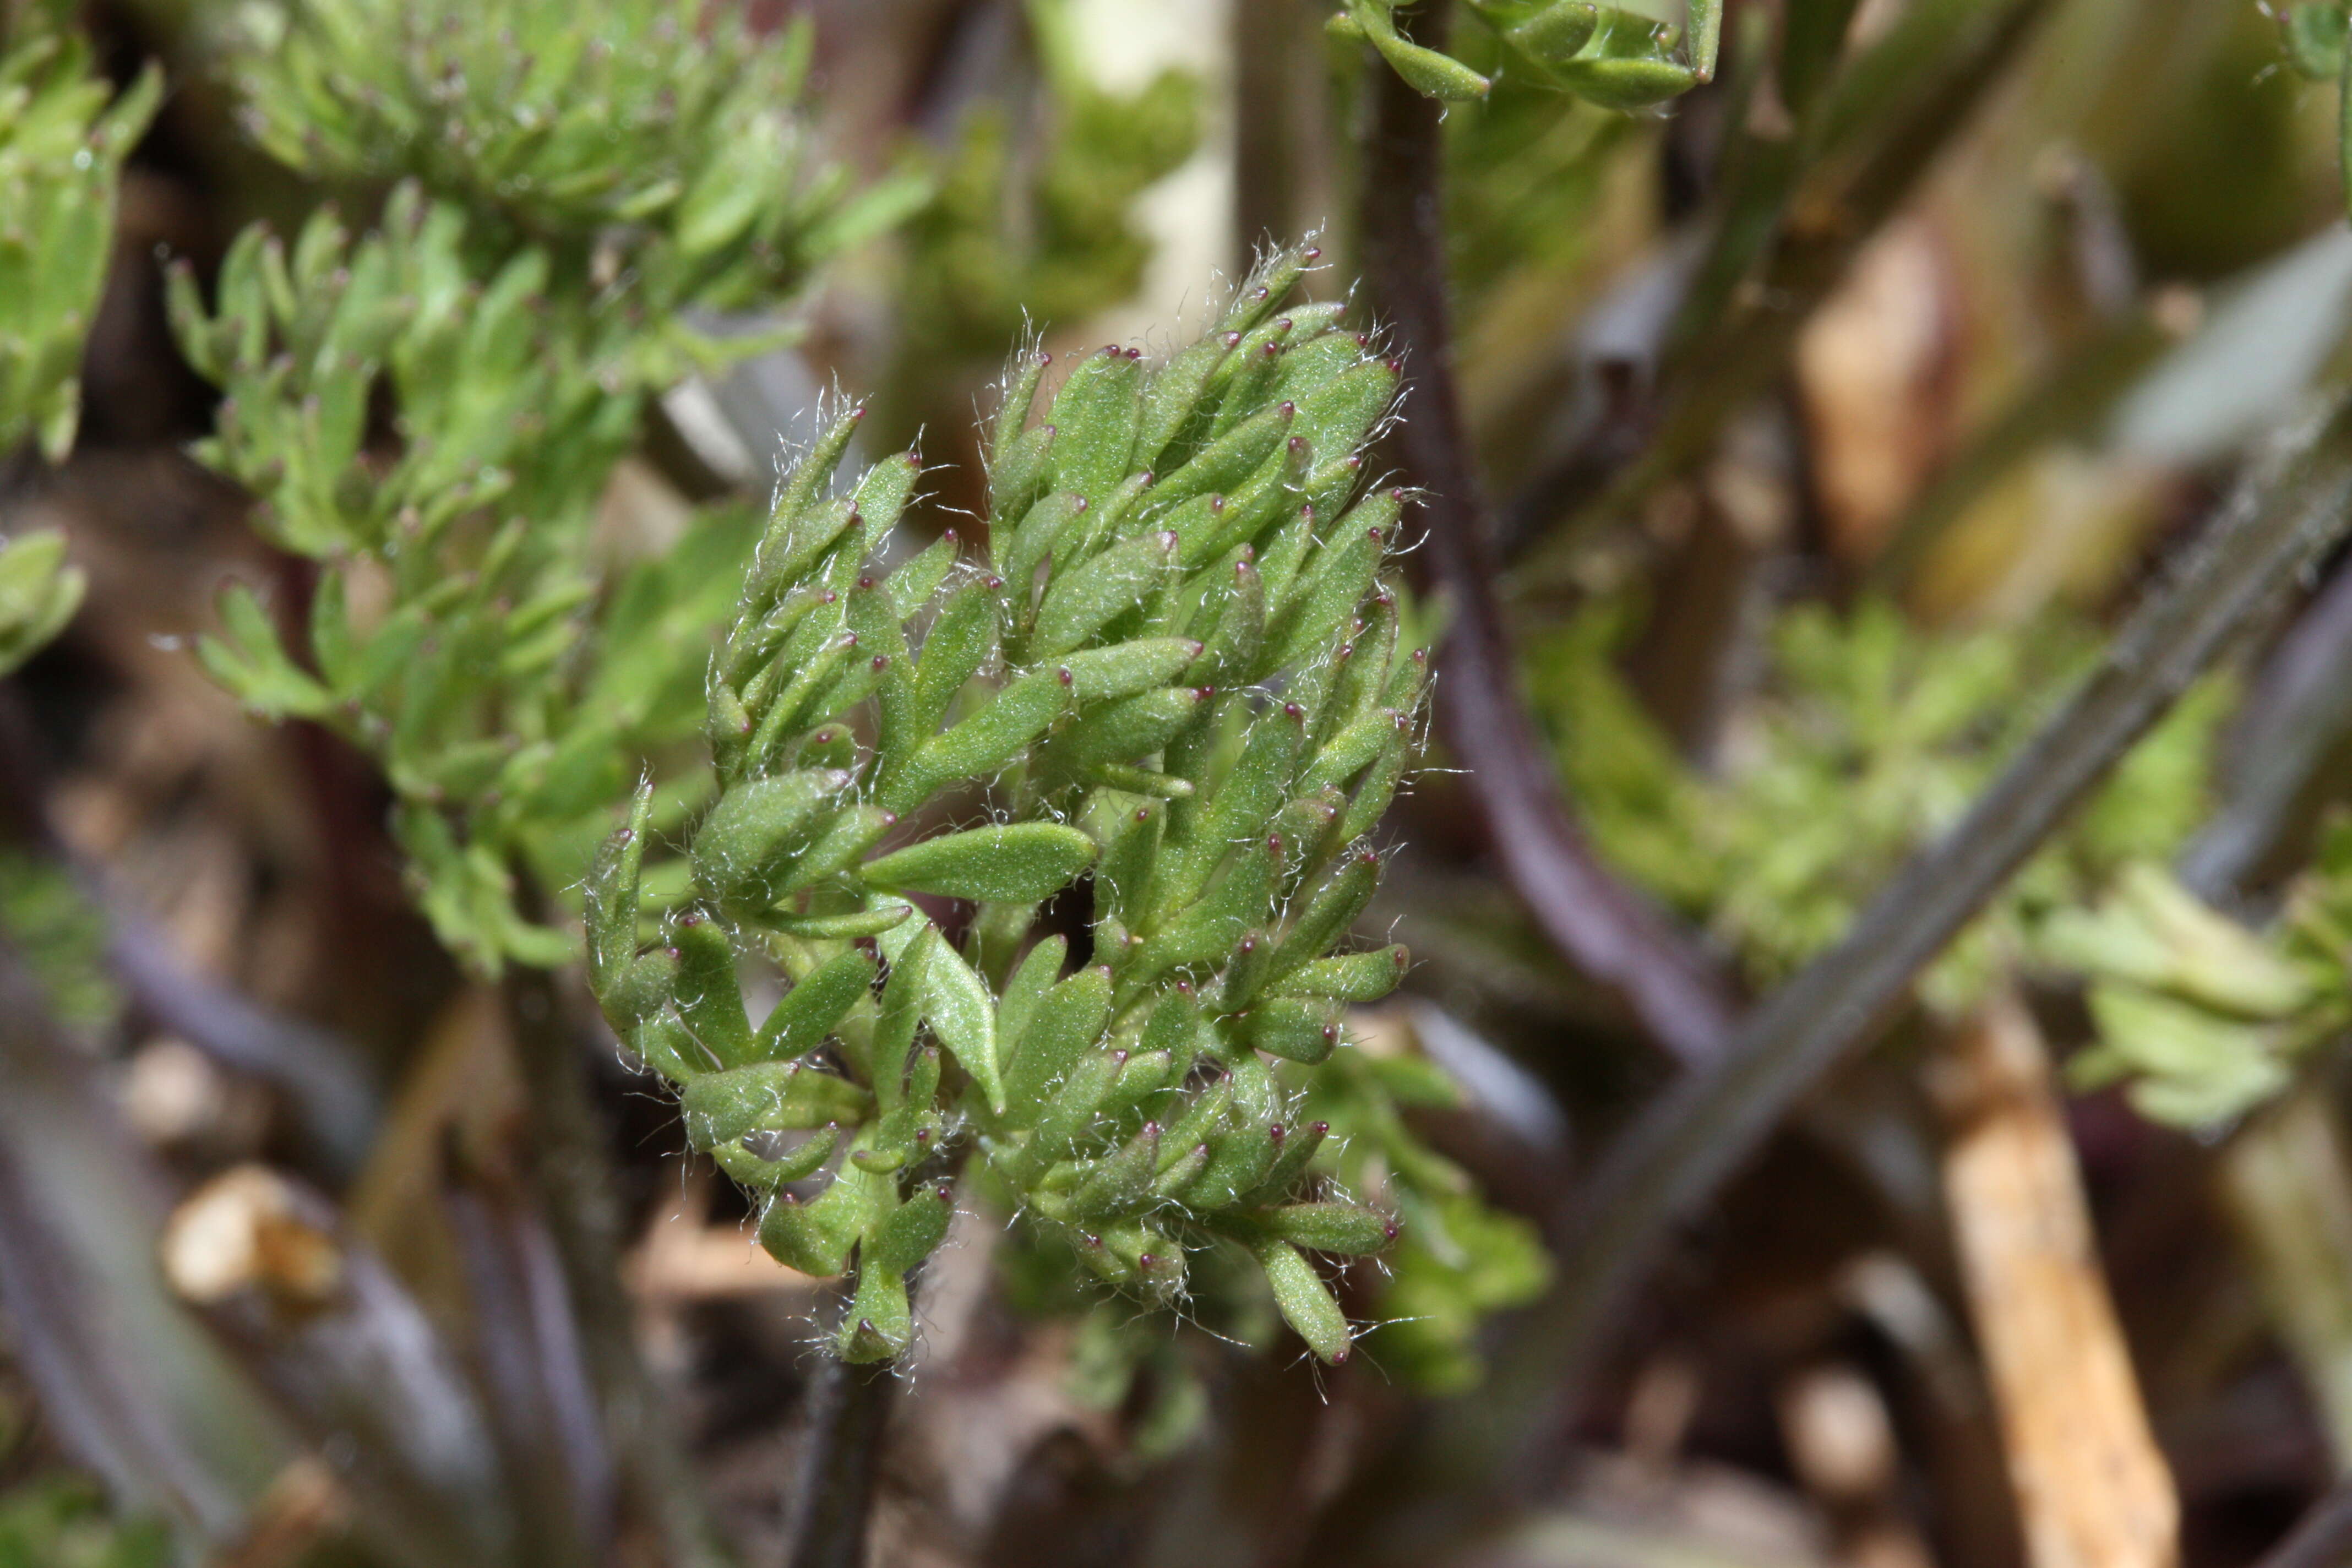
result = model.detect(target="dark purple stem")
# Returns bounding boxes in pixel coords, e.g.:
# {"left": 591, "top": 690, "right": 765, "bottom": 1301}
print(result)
{"left": 784, "top": 1351, "right": 898, "bottom": 1568}
{"left": 1357, "top": 1, "right": 1740, "bottom": 1068}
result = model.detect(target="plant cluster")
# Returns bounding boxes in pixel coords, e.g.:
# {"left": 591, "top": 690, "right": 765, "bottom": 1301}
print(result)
{"left": 167, "top": 187, "right": 752, "bottom": 968}
{"left": 1535, "top": 598, "right": 2225, "bottom": 1014}
{"left": 586, "top": 244, "right": 1436, "bottom": 1365}
{"left": 2046, "top": 831, "right": 2352, "bottom": 1128}
{"left": 1332, "top": 0, "right": 1718, "bottom": 108}
{"left": 0, "top": 1473, "right": 167, "bottom": 1568}
{"left": 168, "top": 0, "right": 912, "bottom": 971}
{"left": 0, "top": 0, "right": 155, "bottom": 676}
{"left": 227, "top": 0, "right": 923, "bottom": 315}
{"left": 160, "top": 0, "right": 1545, "bottom": 1386}
{"left": 1, "top": 0, "right": 157, "bottom": 462}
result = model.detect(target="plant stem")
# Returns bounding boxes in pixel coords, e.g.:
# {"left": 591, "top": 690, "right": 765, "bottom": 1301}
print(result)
{"left": 1356, "top": 0, "right": 1741, "bottom": 1069}
{"left": 0, "top": 949, "right": 237, "bottom": 1534}
{"left": 2180, "top": 551, "right": 2352, "bottom": 899}
{"left": 440, "top": 1136, "right": 616, "bottom": 1568}
{"left": 784, "top": 1335, "right": 900, "bottom": 1568}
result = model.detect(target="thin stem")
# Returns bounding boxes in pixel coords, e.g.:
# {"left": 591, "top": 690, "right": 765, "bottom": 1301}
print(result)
{"left": 784, "top": 1348, "right": 900, "bottom": 1568}
{"left": 1357, "top": 1, "right": 1741, "bottom": 1069}
{"left": 440, "top": 1137, "right": 616, "bottom": 1568}
{"left": 2179, "top": 551, "right": 2352, "bottom": 900}
{"left": 1233, "top": 0, "right": 1299, "bottom": 266}
{"left": 783, "top": 1130, "right": 966, "bottom": 1568}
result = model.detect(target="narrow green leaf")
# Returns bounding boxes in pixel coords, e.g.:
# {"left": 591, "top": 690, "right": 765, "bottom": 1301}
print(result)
{"left": 1254, "top": 1238, "right": 1352, "bottom": 1361}
{"left": 1267, "top": 944, "right": 1409, "bottom": 1003}
{"left": 1003, "top": 964, "right": 1114, "bottom": 1120}
{"left": 920, "top": 928, "right": 1004, "bottom": 1114}
{"left": 671, "top": 914, "right": 754, "bottom": 1068}
{"left": 861, "top": 822, "right": 1099, "bottom": 903}
{"left": 752, "top": 948, "right": 879, "bottom": 1061}
{"left": 692, "top": 769, "right": 852, "bottom": 909}
{"left": 683, "top": 1060, "right": 874, "bottom": 1148}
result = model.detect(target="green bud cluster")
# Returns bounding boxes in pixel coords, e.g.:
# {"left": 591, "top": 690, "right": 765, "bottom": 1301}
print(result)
{"left": 1330, "top": 0, "right": 1717, "bottom": 108}
{"left": 227, "top": 0, "right": 923, "bottom": 314}
{"left": 1, "top": 4, "right": 158, "bottom": 461}
{"left": 586, "top": 244, "right": 1427, "bottom": 1363}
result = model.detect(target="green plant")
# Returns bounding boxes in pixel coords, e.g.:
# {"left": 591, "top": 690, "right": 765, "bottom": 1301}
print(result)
{"left": 1, "top": 0, "right": 157, "bottom": 462}
{"left": 0, "top": 3, "right": 155, "bottom": 682}
{"left": 0, "top": 850, "right": 115, "bottom": 1030}
{"left": 0, "top": 529, "right": 82, "bottom": 677}
{"left": 1289, "top": 1038, "right": 1552, "bottom": 1390}
{"left": 168, "top": 187, "right": 756, "bottom": 968}
{"left": 1442, "top": 55, "right": 1630, "bottom": 310}
{"left": 1535, "top": 597, "right": 2226, "bottom": 1014}
{"left": 2045, "top": 827, "right": 2352, "bottom": 1128}
{"left": 168, "top": 0, "right": 917, "bottom": 971}
{"left": 1331, "top": 0, "right": 1718, "bottom": 108}
{"left": 227, "top": 0, "right": 923, "bottom": 314}
{"left": 0, "top": 1476, "right": 168, "bottom": 1568}
{"left": 584, "top": 243, "right": 1440, "bottom": 1364}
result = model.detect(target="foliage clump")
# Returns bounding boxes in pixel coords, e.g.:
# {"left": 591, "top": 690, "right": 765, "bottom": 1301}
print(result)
{"left": 228, "top": 0, "right": 922, "bottom": 313}
{"left": 170, "top": 0, "right": 912, "bottom": 970}
{"left": 2047, "top": 829, "right": 2352, "bottom": 1128}
{"left": 1, "top": 1, "right": 157, "bottom": 462}
{"left": 167, "top": 188, "right": 762, "bottom": 967}
{"left": 1331, "top": 0, "right": 1718, "bottom": 108}
{"left": 0, "top": 1474, "right": 168, "bottom": 1568}
{"left": 586, "top": 244, "right": 1433, "bottom": 1364}
{"left": 1537, "top": 597, "right": 2226, "bottom": 1014}
{"left": 1289, "top": 1036, "right": 1551, "bottom": 1390}
{"left": 0, "top": 1, "right": 155, "bottom": 677}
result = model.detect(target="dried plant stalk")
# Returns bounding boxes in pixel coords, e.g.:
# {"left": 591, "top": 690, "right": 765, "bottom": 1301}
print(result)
{"left": 1935, "top": 990, "right": 2178, "bottom": 1568}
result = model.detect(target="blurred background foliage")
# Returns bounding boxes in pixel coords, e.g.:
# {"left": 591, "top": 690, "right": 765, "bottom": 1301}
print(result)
{"left": 8, "top": 0, "right": 2352, "bottom": 1565}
